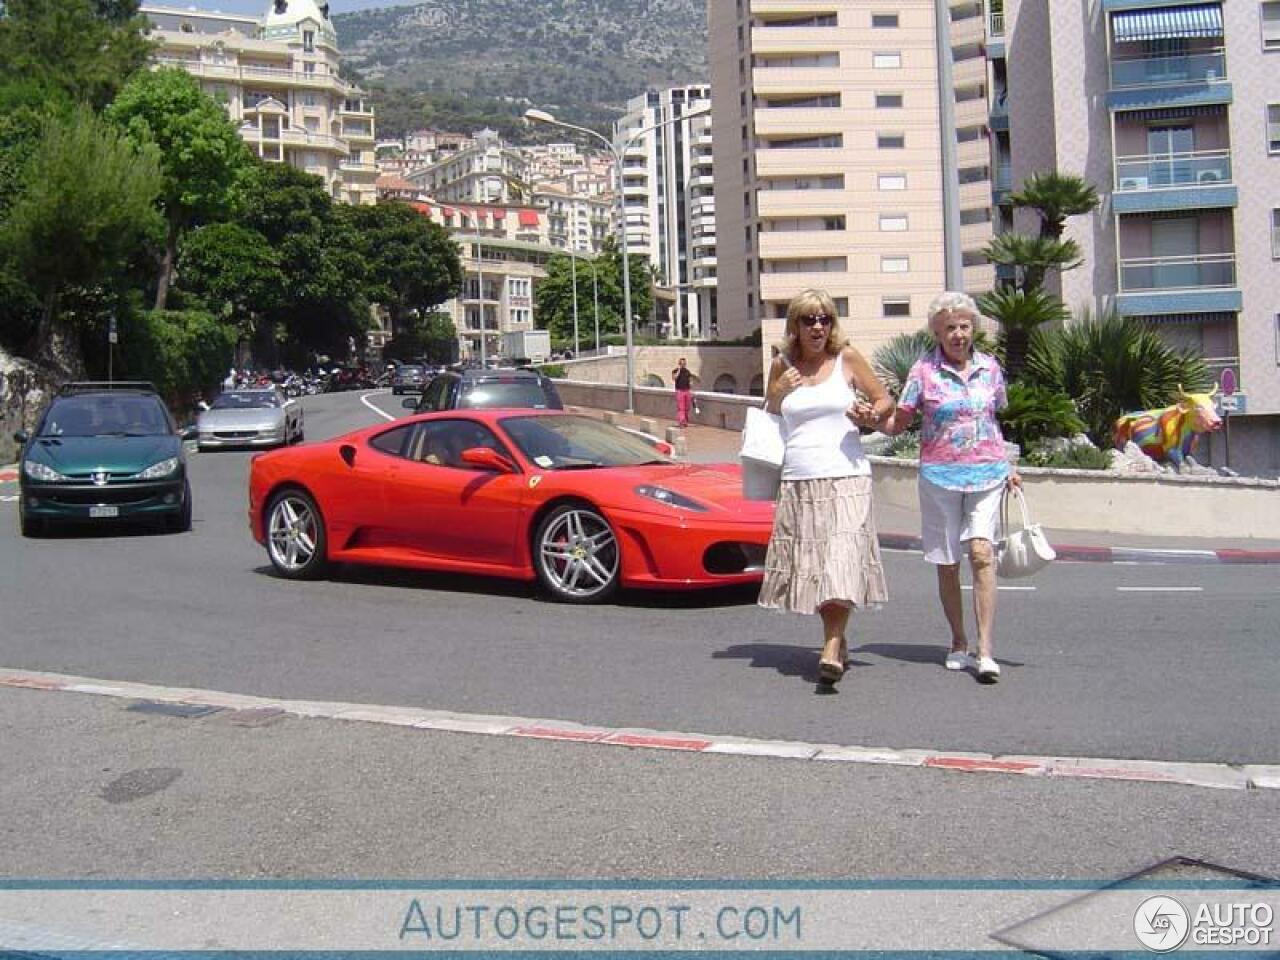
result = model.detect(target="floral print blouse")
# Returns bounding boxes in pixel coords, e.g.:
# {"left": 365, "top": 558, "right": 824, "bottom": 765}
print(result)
{"left": 898, "top": 347, "right": 1010, "bottom": 492}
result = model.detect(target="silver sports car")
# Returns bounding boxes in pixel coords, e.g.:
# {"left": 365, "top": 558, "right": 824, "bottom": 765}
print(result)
{"left": 197, "top": 388, "right": 303, "bottom": 451}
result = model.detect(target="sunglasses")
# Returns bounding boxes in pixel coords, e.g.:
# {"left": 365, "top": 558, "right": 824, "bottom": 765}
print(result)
{"left": 799, "top": 314, "right": 833, "bottom": 327}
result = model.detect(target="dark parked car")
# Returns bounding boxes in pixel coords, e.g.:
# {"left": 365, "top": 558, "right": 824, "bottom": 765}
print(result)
{"left": 14, "top": 382, "right": 194, "bottom": 536}
{"left": 390, "top": 363, "right": 429, "bottom": 395}
{"left": 404, "top": 367, "right": 563, "bottom": 414}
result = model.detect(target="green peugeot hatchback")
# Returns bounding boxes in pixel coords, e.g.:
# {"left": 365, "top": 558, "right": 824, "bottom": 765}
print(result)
{"left": 14, "top": 382, "right": 195, "bottom": 536}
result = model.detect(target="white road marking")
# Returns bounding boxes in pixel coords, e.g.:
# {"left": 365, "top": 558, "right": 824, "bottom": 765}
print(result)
{"left": 359, "top": 390, "right": 396, "bottom": 422}
{"left": 0, "top": 495, "right": 17, "bottom": 503}
{"left": 1116, "top": 586, "right": 1204, "bottom": 592}
{"left": 961, "top": 584, "right": 1036, "bottom": 591}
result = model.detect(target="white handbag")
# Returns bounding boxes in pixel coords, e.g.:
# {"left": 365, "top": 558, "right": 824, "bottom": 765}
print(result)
{"left": 996, "top": 486, "right": 1056, "bottom": 579}
{"left": 739, "top": 406, "right": 785, "bottom": 501}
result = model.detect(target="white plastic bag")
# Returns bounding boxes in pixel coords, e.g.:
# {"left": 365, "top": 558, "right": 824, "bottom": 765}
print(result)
{"left": 740, "top": 407, "right": 784, "bottom": 501}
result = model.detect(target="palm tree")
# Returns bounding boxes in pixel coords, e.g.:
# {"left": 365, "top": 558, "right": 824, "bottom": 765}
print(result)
{"left": 977, "top": 287, "right": 1067, "bottom": 382}
{"left": 1025, "top": 310, "right": 1210, "bottom": 446}
{"left": 982, "top": 233, "right": 1083, "bottom": 294}
{"left": 1009, "top": 171, "right": 1101, "bottom": 242}
{"left": 873, "top": 329, "right": 934, "bottom": 396}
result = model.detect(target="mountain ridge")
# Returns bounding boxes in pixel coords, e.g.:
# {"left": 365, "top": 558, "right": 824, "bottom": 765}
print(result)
{"left": 333, "top": 0, "right": 708, "bottom": 132}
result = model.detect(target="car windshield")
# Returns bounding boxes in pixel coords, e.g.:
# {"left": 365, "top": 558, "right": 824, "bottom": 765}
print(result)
{"left": 40, "top": 395, "right": 171, "bottom": 437}
{"left": 211, "top": 391, "right": 279, "bottom": 410}
{"left": 460, "top": 379, "right": 559, "bottom": 410}
{"left": 500, "top": 415, "right": 670, "bottom": 470}
{"left": 397, "top": 366, "right": 424, "bottom": 376}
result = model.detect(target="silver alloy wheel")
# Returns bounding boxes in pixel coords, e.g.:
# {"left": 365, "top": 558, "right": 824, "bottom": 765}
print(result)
{"left": 268, "top": 494, "right": 319, "bottom": 572}
{"left": 538, "top": 508, "right": 619, "bottom": 599}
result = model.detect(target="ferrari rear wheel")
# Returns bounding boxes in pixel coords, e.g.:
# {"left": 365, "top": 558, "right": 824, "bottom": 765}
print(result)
{"left": 266, "top": 488, "right": 327, "bottom": 580}
{"left": 534, "top": 502, "right": 620, "bottom": 603}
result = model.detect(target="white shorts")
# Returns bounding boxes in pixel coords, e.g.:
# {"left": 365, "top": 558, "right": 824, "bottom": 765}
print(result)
{"left": 918, "top": 477, "right": 1004, "bottom": 565}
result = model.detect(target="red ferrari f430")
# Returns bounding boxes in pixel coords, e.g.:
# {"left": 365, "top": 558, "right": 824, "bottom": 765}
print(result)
{"left": 249, "top": 410, "right": 774, "bottom": 603}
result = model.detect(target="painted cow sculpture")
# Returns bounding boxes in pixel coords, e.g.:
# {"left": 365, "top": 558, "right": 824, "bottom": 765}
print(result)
{"left": 1112, "top": 385, "right": 1223, "bottom": 467}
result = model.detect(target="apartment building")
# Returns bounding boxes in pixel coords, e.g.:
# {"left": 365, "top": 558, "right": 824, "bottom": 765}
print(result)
{"left": 141, "top": 0, "right": 377, "bottom": 205}
{"left": 708, "top": 1, "right": 995, "bottom": 351}
{"left": 407, "top": 128, "right": 531, "bottom": 205}
{"left": 615, "top": 86, "right": 720, "bottom": 341}
{"left": 1002, "top": 0, "right": 1280, "bottom": 472}
{"left": 439, "top": 237, "right": 556, "bottom": 362}
{"left": 532, "top": 185, "right": 610, "bottom": 254}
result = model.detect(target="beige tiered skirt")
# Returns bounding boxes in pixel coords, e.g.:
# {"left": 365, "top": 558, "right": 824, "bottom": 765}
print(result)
{"left": 757, "top": 475, "right": 888, "bottom": 614}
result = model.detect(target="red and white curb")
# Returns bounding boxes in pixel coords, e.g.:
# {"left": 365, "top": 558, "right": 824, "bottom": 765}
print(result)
{"left": 0, "top": 468, "right": 17, "bottom": 483}
{"left": 2, "top": 668, "right": 1275, "bottom": 792}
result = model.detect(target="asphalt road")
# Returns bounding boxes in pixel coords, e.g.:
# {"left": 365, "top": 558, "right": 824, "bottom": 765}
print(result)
{"left": 1, "top": 390, "right": 1277, "bottom": 765}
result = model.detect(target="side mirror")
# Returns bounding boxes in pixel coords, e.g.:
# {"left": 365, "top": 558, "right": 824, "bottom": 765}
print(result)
{"left": 402, "top": 398, "right": 419, "bottom": 410}
{"left": 181, "top": 426, "right": 199, "bottom": 441}
{"left": 13, "top": 430, "right": 30, "bottom": 444}
{"left": 460, "top": 447, "right": 515, "bottom": 473}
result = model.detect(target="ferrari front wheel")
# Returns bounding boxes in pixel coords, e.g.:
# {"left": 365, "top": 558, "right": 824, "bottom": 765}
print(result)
{"left": 534, "top": 503, "right": 620, "bottom": 603}
{"left": 266, "top": 488, "right": 327, "bottom": 580}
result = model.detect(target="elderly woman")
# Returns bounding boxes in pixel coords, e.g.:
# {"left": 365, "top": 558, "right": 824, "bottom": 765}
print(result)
{"left": 876, "top": 291, "right": 1020, "bottom": 683}
{"left": 758, "top": 289, "right": 895, "bottom": 685}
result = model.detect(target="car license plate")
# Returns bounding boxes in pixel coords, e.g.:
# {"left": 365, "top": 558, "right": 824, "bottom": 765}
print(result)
{"left": 89, "top": 506, "right": 119, "bottom": 518}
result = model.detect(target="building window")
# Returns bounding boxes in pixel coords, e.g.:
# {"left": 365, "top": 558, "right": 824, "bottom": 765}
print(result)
{"left": 875, "top": 92, "right": 904, "bottom": 108}
{"left": 766, "top": 134, "right": 844, "bottom": 149}
{"left": 958, "top": 165, "right": 991, "bottom": 184}
{"left": 956, "top": 84, "right": 987, "bottom": 103}
{"left": 883, "top": 298, "right": 911, "bottom": 317}
{"left": 881, "top": 256, "right": 910, "bottom": 273}
{"left": 1268, "top": 104, "right": 1280, "bottom": 153}
{"left": 879, "top": 214, "right": 909, "bottom": 232}
{"left": 962, "top": 250, "right": 989, "bottom": 266}
{"left": 872, "top": 12, "right": 899, "bottom": 28}
{"left": 1263, "top": 1, "right": 1280, "bottom": 49}
{"left": 878, "top": 173, "right": 907, "bottom": 190}
{"left": 960, "top": 207, "right": 992, "bottom": 225}
{"left": 957, "top": 124, "right": 986, "bottom": 142}
{"left": 303, "top": 29, "right": 315, "bottom": 51}
{"left": 1272, "top": 208, "right": 1280, "bottom": 258}
{"left": 877, "top": 133, "right": 905, "bottom": 149}
{"left": 873, "top": 51, "right": 902, "bottom": 68}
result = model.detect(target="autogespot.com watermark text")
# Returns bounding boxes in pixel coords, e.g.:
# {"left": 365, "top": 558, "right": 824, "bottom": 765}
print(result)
{"left": 399, "top": 898, "right": 802, "bottom": 946}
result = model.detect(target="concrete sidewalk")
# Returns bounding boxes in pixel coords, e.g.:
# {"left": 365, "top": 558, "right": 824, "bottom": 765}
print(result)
{"left": 569, "top": 405, "right": 1280, "bottom": 562}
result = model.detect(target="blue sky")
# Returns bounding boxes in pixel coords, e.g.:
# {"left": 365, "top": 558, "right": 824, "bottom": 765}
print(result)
{"left": 165, "top": 0, "right": 418, "bottom": 15}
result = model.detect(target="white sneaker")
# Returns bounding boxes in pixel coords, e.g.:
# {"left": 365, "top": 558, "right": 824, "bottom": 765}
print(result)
{"left": 976, "top": 656, "right": 1001, "bottom": 683}
{"left": 945, "top": 649, "right": 974, "bottom": 671}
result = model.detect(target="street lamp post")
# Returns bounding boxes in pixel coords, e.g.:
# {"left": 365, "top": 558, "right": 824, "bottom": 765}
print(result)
{"left": 591, "top": 259, "right": 600, "bottom": 354}
{"left": 569, "top": 244, "right": 580, "bottom": 358}
{"left": 526, "top": 104, "right": 710, "bottom": 413}
{"left": 476, "top": 234, "right": 487, "bottom": 368}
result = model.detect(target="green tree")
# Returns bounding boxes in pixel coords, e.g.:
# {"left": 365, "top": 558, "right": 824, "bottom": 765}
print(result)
{"left": 383, "top": 311, "right": 457, "bottom": 364}
{"left": 980, "top": 171, "right": 1100, "bottom": 380}
{"left": 2, "top": 107, "right": 162, "bottom": 372}
{"left": 232, "top": 162, "right": 369, "bottom": 361}
{"left": 176, "top": 222, "right": 284, "bottom": 352}
{"left": 534, "top": 240, "right": 648, "bottom": 343}
{"left": 976, "top": 287, "right": 1068, "bottom": 387}
{"left": 1026, "top": 310, "right": 1210, "bottom": 446}
{"left": 118, "top": 307, "right": 237, "bottom": 410}
{"left": 106, "top": 68, "right": 250, "bottom": 311}
{"left": 0, "top": 0, "right": 153, "bottom": 113}
{"left": 342, "top": 202, "right": 462, "bottom": 331}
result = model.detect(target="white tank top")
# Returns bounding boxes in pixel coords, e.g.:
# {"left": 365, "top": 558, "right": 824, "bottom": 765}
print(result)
{"left": 779, "top": 354, "right": 870, "bottom": 481}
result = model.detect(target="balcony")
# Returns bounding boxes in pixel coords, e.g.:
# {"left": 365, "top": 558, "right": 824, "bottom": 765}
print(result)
{"left": 1120, "top": 253, "right": 1234, "bottom": 291}
{"left": 1115, "top": 253, "right": 1242, "bottom": 316}
{"left": 1112, "top": 150, "right": 1236, "bottom": 213}
{"left": 1107, "top": 50, "right": 1231, "bottom": 111}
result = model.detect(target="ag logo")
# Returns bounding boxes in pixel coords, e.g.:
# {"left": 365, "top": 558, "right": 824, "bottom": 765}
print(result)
{"left": 1134, "top": 895, "right": 1190, "bottom": 952}
{"left": 90, "top": 470, "right": 110, "bottom": 486}
{"left": 528, "top": 475, "right": 542, "bottom": 489}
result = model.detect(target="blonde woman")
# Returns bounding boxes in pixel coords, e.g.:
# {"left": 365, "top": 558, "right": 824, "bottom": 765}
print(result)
{"left": 876, "top": 291, "right": 1020, "bottom": 684}
{"left": 758, "top": 289, "right": 895, "bottom": 685}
